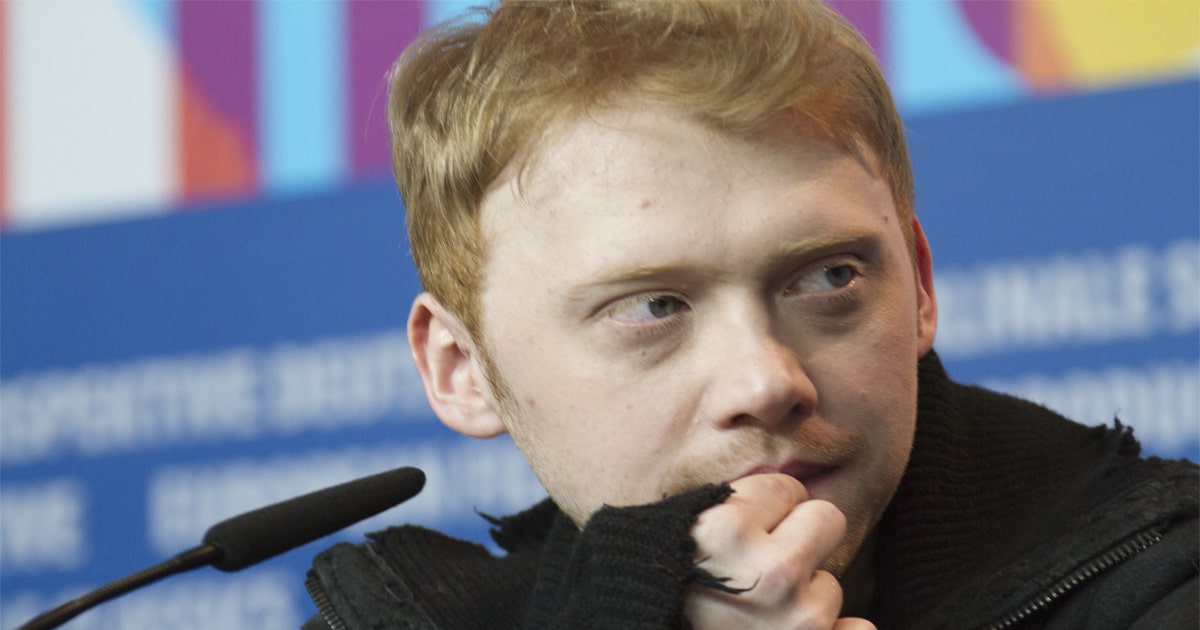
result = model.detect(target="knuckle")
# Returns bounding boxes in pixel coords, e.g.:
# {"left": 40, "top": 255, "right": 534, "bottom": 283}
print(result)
{"left": 759, "top": 472, "right": 806, "bottom": 500}
{"left": 745, "top": 545, "right": 819, "bottom": 601}
{"left": 692, "top": 506, "right": 750, "bottom": 550}
{"left": 784, "top": 570, "right": 843, "bottom": 628}
{"left": 806, "top": 499, "right": 847, "bottom": 534}
{"left": 731, "top": 472, "right": 805, "bottom": 501}
{"left": 754, "top": 555, "right": 804, "bottom": 599}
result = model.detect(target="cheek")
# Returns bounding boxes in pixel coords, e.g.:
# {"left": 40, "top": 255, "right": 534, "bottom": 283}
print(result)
{"left": 811, "top": 286, "right": 921, "bottom": 440}
{"left": 858, "top": 333, "right": 919, "bottom": 462}
{"left": 491, "top": 336, "right": 698, "bottom": 501}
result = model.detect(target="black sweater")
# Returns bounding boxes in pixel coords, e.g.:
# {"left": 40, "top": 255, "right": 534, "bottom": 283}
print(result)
{"left": 304, "top": 354, "right": 1199, "bottom": 628}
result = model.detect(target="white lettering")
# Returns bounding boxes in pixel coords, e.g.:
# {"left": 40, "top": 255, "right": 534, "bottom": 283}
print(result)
{"left": 0, "top": 479, "right": 87, "bottom": 571}
{"left": 1165, "top": 240, "right": 1200, "bottom": 332}
{"left": 146, "top": 440, "right": 544, "bottom": 555}
{"left": 0, "top": 591, "right": 53, "bottom": 630}
{"left": 984, "top": 360, "right": 1200, "bottom": 459}
{"left": 0, "top": 351, "right": 260, "bottom": 465}
{"left": 3, "top": 572, "right": 300, "bottom": 630}
{"left": 263, "top": 332, "right": 428, "bottom": 431}
{"left": 936, "top": 240, "right": 1197, "bottom": 358}
{"left": 0, "top": 329, "right": 432, "bottom": 465}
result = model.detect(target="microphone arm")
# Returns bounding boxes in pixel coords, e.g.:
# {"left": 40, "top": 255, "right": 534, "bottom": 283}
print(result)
{"left": 20, "top": 544, "right": 222, "bottom": 630}
{"left": 20, "top": 466, "right": 426, "bottom": 630}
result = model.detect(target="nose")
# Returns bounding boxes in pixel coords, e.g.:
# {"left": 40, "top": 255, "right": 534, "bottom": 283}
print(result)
{"left": 696, "top": 316, "right": 817, "bottom": 431}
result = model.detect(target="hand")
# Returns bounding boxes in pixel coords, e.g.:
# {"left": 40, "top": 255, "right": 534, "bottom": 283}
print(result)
{"left": 683, "top": 474, "right": 875, "bottom": 629}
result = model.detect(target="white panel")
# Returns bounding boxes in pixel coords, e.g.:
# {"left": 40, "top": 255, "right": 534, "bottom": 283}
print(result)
{"left": 8, "top": 0, "right": 175, "bottom": 229}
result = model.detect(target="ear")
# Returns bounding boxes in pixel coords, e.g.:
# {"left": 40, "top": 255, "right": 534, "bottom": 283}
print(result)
{"left": 912, "top": 217, "right": 938, "bottom": 356}
{"left": 408, "top": 293, "right": 508, "bottom": 438}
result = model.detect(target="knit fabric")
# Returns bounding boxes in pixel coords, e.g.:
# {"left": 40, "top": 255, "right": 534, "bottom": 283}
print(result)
{"left": 304, "top": 352, "right": 1199, "bottom": 629}
{"left": 870, "top": 356, "right": 1198, "bottom": 628}
{"left": 306, "top": 483, "right": 730, "bottom": 630}
{"left": 523, "top": 484, "right": 733, "bottom": 628}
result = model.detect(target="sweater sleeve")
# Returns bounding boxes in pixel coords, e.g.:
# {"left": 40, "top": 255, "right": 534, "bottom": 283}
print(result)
{"left": 522, "top": 483, "right": 733, "bottom": 629}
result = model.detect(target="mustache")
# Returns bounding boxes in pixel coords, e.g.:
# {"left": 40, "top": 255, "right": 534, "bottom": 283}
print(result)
{"left": 660, "top": 423, "right": 865, "bottom": 497}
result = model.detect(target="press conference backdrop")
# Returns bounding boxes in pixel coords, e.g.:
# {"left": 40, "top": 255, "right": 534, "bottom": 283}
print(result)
{"left": 2, "top": 2, "right": 1197, "bottom": 628}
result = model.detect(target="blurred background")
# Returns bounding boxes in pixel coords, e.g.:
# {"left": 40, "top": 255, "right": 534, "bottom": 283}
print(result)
{"left": 2, "top": 1, "right": 1197, "bottom": 627}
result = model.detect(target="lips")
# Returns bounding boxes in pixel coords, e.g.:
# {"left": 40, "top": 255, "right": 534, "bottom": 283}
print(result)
{"left": 737, "top": 460, "right": 840, "bottom": 495}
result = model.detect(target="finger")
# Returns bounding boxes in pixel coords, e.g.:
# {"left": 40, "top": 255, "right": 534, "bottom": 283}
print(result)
{"left": 803, "top": 569, "right": 845, "bottom": 622}
{"left": 833, "top": 618, "right": 877, "bottom": 630}
{"left": 769, "top": 498, "right": 847, "bottom": 570}
{"left": 684, "top": 568, "right": 850, "bottom": 629}
{"left": 692, "top": 475, "right": 809, "bottom": 557}
{"left": 723, "top": 473, "right": 811, "bottom": 531}
{"left": 764, "top": 569, "right": 843, "bottom": 627}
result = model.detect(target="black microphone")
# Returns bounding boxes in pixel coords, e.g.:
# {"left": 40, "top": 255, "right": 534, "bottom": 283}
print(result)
{"left": 20, "top": 466, "right": 426, "bottom": 630}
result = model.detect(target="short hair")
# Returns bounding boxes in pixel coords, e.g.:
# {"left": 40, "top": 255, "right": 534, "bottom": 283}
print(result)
{"left": 389, "top": 0, "right": 914, "bottom": 341}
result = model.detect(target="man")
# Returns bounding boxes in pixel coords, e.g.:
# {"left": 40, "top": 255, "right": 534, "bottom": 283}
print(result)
{"left": 305, "top": 1, "right": 1198, "bottom": 628}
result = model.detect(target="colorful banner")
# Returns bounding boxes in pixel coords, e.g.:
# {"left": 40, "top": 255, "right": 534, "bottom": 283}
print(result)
{"left": 2, "top": 2, "right": 1197, "bottom": 628}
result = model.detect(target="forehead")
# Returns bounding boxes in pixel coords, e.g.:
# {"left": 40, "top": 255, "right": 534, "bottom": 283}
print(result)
{"left": 479, "top": 105, "right": 891, "bottom": 256}
{"left": 513, "top": 108, "right": 730, "bottom": 215}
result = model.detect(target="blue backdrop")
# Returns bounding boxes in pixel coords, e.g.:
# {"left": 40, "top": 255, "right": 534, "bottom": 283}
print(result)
{"left": 2, "top": 79, "right": 1197, "bottom": 629}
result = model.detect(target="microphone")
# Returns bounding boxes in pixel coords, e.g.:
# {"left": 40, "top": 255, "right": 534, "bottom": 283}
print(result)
{"left": 20, "top": 466, "right": 426, "bottom": 630}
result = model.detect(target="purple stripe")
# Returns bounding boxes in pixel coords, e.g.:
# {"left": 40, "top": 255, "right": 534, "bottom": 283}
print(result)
{"left": 349, "top": 1, "right": 424, "bottom": 175}
{"left": 957, "top": 0, "right": 1013, "bottom": 64}
{"left": 179, "top": 1, "right": 258, "bottom": 167}
{"left": 827, "top": 0, "right": 884, "bottom": 60}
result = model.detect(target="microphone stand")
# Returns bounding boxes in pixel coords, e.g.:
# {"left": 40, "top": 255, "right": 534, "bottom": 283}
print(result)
{"left": 16, "top": 465, "right": 425, "bottom": 630}
{"left": 20, "top": 544, "right": 221, "bottom": 630}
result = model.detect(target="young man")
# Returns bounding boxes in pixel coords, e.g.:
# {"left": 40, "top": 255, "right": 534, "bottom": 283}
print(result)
{"left": 305, "top": 2, "right": 1198, "bottom": 628}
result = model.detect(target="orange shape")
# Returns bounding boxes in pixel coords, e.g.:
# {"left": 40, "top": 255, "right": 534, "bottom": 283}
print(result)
{"left": 177, "top": 72, "right": 256, "bottom": 201}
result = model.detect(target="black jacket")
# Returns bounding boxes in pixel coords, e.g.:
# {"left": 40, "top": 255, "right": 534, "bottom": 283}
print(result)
{"left": 304, "top": 354, "right": 1199, "bottom": 628}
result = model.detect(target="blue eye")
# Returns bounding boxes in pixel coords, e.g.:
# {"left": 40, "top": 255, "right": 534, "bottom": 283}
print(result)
{"left": 823, "top": 264, "right": 856, "bottom": 288}
{"left": 646, "top": 296, "right": 682, "bottom": 318}
{"left": 788, "top": 259, "right": 863, "bottom": 296}
{"left": 608, "top": 294, "right": 688, "bottom": 323}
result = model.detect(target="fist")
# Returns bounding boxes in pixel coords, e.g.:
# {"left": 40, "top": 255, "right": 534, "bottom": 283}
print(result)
{"left": 683, "top": 474, "right": 875, "bottom": 629}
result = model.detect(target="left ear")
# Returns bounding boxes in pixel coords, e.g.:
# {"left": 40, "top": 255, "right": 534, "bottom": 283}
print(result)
{"left": 912, "top": 216, "right": 938, "bottom": 356}
{"left": 408, "top": 293, "right": 508, "bottom": 439}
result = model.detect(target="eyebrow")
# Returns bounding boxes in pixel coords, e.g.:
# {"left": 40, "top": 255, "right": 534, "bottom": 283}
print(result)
{"left": 566, "top": 226, "right": 882, "bottom": 301}
{"left": 769, "top": 228, "right": 881, "bottom": 262}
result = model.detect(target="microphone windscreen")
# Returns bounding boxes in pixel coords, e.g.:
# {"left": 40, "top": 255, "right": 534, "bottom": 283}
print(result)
{"left": 202, "top": 466, "right": 425, "bottom": 571}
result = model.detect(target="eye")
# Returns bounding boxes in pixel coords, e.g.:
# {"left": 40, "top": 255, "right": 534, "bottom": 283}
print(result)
{"left": 821, "top": 264, "right": 856, "bottom": 289}
{"left": 607, "top": 294, "right": 689, "bottom": 323}
{"left": 789, "top": 260, "right": 862, "bottom": 295}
